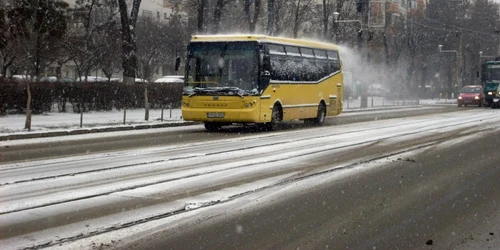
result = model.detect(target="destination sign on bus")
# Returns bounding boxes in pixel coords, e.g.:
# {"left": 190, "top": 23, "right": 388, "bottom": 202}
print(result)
{"left": 487, "top": 65, "right": 500, "bottom": 69}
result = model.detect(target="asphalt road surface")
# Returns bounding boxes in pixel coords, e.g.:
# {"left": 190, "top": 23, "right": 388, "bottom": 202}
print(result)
{"left": 1, "top": 106, "right": 455, "bottom": 163}
{"left": 0, "top": 106, "right": 499, "bottom": 250}
{"left": 127, "top": 125, "right": 500, "bottom": 250}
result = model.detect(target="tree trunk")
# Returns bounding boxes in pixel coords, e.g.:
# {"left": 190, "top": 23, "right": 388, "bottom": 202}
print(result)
{"left": 322, "top": 0, "right": 328, "bottom": 40}
{"left": 213, "top": 0, "right": 224, "bottom": 33}
{"left": 144, "top": 83, "right": 149, "bottom": 121}
{"left": 267, "top": 0, "right": 275, "bottom": 35}
{"left": 24, "top": 82, "right": 32, "bottom": 131}
{"left": 292, "top": 0, "right": 301, "bottom": 38}
{"left": 197, "top": 0, "right": 206, "bottom": 34}
{"left": 244, "top": 0, "right": 262, "bottom": 33}
{"left": 383, "top": 33, "right": 390, "bottom": 68}
{"left": 118, "top": 0, "right": 142, "bottom": 86}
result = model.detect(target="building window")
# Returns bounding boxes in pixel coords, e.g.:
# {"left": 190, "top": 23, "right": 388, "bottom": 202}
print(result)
{"left": 157, "top": 11, "right": 160, "bottom": 19}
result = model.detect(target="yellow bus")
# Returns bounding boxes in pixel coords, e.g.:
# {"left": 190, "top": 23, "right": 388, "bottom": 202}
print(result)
{"left": 180, "top": 35, "right": 343, "bottom": 131}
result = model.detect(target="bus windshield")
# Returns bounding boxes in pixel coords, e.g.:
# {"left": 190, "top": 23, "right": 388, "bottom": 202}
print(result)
{"left": 482, "top": 63, "right": 500, "bottom": 82}
{"left": 185, "top": 42, "right": 259, "bottom": 96}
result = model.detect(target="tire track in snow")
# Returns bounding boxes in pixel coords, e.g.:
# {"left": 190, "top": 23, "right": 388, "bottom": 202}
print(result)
{"left": 0, "top": 115, "right": 493, "bottom": 215}
{"left": 0, "top": 116, "right": 472, "bottom": 187}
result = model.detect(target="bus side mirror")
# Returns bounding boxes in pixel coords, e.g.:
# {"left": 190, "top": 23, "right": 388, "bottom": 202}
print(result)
{"left": 263, "top": 55, "right": 271, "bottom": 71}
{"left": 260, "top": 70, "right": 271, "bottom": 87}
{"left": 175, "top": 56, "right": 181, "bottom": 72}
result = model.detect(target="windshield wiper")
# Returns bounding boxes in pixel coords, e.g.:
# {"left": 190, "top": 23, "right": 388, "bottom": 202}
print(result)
{"left": 189, "top": 87, "right": 245, "bottom": 98}
{"left": 188, "top": 87, "right": 212, "bottom": 97}
{"left": 218, "top": 87, "right": 245, "bottom": 98}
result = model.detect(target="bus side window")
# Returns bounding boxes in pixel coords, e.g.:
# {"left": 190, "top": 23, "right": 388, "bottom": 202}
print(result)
{"left": 285, "top": 46, "right": 301, "bottom": 81}
{"left": 315, "top": 49, "right": 329, "bottom": 79}
{"left": 300, "top": 47, "right": 316, "bottom": 81}
{"left": 327, "top": 50, "right": 341, "bottom": 73}
{"left": 267, "top": 44, "right": 287, "bottom": 81}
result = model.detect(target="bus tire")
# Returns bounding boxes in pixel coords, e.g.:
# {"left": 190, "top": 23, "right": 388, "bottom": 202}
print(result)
{"left": 312, "top": 103, "right": 326, "bottom": 125}
{"left": 264, "top": 105, "right": 282, "bottom": 131}
{"left": 204, "top": 122, "right": 222, "bottom": 131}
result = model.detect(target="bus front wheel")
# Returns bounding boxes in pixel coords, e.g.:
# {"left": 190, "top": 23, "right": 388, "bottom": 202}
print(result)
{"left": 263, "top": 105, "right": 282, "bottom": 131}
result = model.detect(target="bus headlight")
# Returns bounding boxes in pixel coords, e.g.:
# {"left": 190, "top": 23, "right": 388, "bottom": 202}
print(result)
{"left": 245, "top": 100, "right": 257, "bottom": 108}
{"left": 488, "top": 92, "right": 493, "bottom": 95}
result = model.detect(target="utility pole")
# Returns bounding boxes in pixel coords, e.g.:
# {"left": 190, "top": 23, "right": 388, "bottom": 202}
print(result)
{"left": 458, "top": 31, "right": 462, "bottom": 89}
{"left": 498, "top": 4, "right": 500, "bottom": 55}
{"left": 360, "top": 0, "right": 370, "bottom": 108}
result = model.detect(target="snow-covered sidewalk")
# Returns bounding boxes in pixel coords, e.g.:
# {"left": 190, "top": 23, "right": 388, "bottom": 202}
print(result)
{"left": 0, "top": 108, "right": 183, "bottom": 136}
{"left": 0, "top": 98, "right": 454, "bottom": 137}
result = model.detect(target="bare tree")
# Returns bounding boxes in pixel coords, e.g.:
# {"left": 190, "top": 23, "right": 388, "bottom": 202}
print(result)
{"left": 0, "top": 6, "right": 15, "bottom": 77}
{"left": 267, "top": 0, "right": 275, "bottom": 35}
{"left": 65, "top": 0, "right": 118, "bottom": 82}
{"left": 118, "top": 0, "right": 141, "bottom": 85}
{"left": 322, "top": 0, "right": 330, "bottom": 40}
{"left": 212, "top": 0, "right": 226, "bottom": 33}
{"left": 5, "top": 0, "right": 68, "bottom": 130}
{"left": 243, "top": 0, "right": 261, "bottom": 33}
{"left": 198, "top": 0, "right": 207, "bottom": 33}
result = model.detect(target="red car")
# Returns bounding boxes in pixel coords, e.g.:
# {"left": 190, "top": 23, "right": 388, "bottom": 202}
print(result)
{"left": 457, "top": 85, "right": 484, "bottom": 107}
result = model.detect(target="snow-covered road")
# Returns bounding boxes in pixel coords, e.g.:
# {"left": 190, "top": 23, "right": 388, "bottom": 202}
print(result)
{"left": 1, "top": 108, "right": 499, "bottom": 249}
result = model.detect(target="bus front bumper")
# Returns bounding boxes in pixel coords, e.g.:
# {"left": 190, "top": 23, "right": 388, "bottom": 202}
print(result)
{"left": 182, "top": 107, "right": 263, "bottom": 123}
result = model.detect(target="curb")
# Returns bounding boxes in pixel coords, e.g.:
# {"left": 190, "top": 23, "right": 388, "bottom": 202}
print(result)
{"left": 0, "top": 121, "right": 199, "bottom": 141}
{"left": 0, "top": 105, "right": 425, "bottom": 142}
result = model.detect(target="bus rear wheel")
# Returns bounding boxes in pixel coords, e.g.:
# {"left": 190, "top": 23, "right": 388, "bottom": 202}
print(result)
{"left": 204, "top": 122, "right": 222, "bottom": 131}
{"left": 304, "top": 103, "right": 326, "bottom": 125}
{"left": 313, "top": 103, "right": 326, "bottom": 125}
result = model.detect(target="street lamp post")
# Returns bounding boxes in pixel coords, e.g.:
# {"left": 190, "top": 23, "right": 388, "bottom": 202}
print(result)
{"left": 333, "top": 12, "right": 363, "bottom": 33}
{"left": 438, "top": 44, "right": 460, "bottom": 98}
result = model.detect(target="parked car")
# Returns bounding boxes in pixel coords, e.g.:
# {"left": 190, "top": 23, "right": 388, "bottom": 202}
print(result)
{"left": 77, "top": 76, "right": 107, "bottom": 82}
{"left": 10, "top": 75, "right": 32, "bottom": 82}
{"left": 457, "top": 85, "right": 483, "bottom": 107}
{"left": 154, "top": 75, "right": 184, "bottom": 84}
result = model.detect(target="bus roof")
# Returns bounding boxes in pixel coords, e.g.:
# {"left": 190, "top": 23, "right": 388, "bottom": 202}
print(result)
{"left": 191, "top": 34, "right": 340, "bottom": 51}
{"left": 484, "top": 60, "right": 500, "bottom": 64}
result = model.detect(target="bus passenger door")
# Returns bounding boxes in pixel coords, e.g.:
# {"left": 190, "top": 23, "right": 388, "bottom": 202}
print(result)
{"left": 337, "top": 82, "right": 343, "bottom": 113}
{"left": 328, "top": 95, "right": 337, "bottom": 116}
{"left": 328, "top": 82, "right": 342, "bottom": 116}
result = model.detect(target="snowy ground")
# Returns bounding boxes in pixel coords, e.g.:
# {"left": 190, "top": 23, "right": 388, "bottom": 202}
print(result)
{"left": 0, "top": 107, "right": 183, "bottom": 136}
{"left": 0, "top": 98, "right": 455, "bottom": 136}
{"left": 1, "top": 108, "right": 498, "bottom": 249}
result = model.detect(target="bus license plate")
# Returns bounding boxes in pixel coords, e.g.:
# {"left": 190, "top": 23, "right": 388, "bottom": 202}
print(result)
{"left": 207, "top": 112, "right": 225, "bottom": 118}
